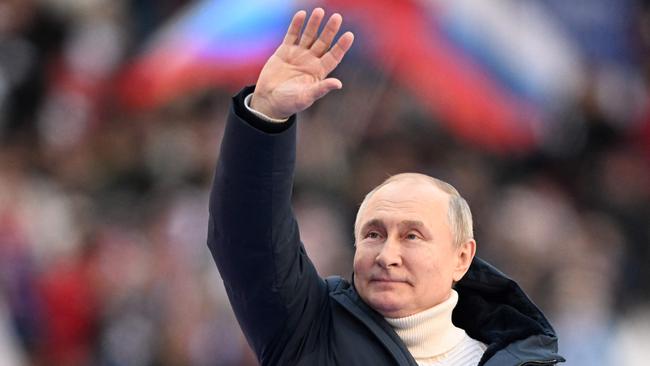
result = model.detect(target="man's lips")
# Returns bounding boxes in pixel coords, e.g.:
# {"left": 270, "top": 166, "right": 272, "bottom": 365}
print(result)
{"left": 369, "top": 276, "right": 408, "bottom": 284}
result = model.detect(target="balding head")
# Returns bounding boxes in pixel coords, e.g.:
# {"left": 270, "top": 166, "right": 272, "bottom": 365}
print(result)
{"left": 355, "top": 173, "right": 474, "bottom": 247}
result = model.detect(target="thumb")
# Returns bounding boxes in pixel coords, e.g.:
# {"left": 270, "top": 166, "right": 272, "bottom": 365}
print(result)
{"left": 307, "top": 78, "right": 343, "bottom": 101}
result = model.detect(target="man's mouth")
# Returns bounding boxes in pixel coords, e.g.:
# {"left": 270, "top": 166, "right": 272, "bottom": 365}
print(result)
{"left": 370, "top": 276, "right": 407, "bottom": 284}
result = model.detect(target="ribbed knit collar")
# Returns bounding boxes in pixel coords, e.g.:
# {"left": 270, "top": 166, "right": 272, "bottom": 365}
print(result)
{"left": 384, "top": 290, "right": 466, "bottom": 358}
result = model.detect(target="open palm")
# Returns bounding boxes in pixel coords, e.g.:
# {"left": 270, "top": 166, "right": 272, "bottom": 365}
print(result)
{"left": 251, "top": 8, "right": 355, "bottom": 119}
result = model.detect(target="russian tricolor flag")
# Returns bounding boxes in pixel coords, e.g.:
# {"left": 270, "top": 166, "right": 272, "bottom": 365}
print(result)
{"left": 327, "top": 0, "right": 582, "bottom": 151}
{"left": 120, "top": 0, "right": 583, "bottom": 152}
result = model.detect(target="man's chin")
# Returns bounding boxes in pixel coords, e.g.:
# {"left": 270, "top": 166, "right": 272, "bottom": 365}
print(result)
{"left": 365, "top": 294, "right": 409, "bottom": 318}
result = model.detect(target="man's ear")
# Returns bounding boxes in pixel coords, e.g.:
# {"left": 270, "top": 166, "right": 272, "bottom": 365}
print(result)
{"left": 452, "top": 239, "right": 476, "bottom": 282}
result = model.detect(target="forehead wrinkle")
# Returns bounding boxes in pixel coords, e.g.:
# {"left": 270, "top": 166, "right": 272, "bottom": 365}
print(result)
{"left": 367, "top": 198, "right": 426, "bottom": 212}
{"left": 360, "top": 195, "right": 444, "bottom": 221}
{"left": 398, "top": 220, "right": 424, "bottom": 229}
{"left": 361, "top": 218, "right": 424, "bottom": 228}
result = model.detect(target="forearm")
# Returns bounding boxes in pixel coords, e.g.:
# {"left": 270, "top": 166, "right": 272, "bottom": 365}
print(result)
{"left": 209, "top": 86, "right": 297, "bottom": 292}
{"left": 208, "top": 86, "right": 324, "bottom": 359}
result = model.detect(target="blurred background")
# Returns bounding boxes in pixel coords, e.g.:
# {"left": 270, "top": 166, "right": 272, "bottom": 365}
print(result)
{"left": 0, "top": 0, "right": 649, "bottom": 365}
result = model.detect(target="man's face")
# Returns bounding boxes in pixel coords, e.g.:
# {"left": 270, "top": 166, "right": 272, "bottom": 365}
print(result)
{"left": 353, "top": 178, "right": 471, "bottom": 318}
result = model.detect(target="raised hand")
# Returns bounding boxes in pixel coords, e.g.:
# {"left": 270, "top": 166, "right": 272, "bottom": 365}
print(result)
{"left": 250, "top": 8, "right": 355, "bottom": 120}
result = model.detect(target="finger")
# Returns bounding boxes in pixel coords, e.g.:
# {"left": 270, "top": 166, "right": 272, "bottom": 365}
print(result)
{"left": 283, "top": 10, "right": 307, "bottom": 45}
{"left": 308, "top": 78, "right": 343, "bottom": 101}
{"left": 320, "top": 31, "right": 354, "bottom": 76}
{"left": 311, "top": 13, "right": 342, "bottom": 57}
{"left": 299, "top": 8, "right": 325, "bottom": 48}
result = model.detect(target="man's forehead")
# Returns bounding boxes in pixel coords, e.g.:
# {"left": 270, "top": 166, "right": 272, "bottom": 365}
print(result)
{"left": 359, "top": 179, "right": 450, "bottom": 220}
{"left": 354, "top": 174, "right": 454, "bottom": 235}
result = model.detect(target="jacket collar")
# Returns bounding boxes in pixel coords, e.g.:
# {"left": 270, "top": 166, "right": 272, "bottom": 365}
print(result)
{"left": 454, "top": 257, "right": 565, "bottom": 365}
{"left": 327, "top": 276, "right": 419, "bottom": 366}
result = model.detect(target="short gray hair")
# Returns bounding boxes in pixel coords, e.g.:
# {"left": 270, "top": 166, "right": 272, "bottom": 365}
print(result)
{"left": 354, "top": 173, "right": 474, "bottom": 247}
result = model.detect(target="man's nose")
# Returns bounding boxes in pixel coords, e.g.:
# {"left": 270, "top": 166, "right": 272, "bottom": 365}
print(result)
{"left": 375, "top": 237, "right": 402, "bottom": 268}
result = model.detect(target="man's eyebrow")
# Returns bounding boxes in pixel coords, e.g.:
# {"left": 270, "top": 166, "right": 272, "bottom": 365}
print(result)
{"left": 360, "top": 219, "right": 384, "bottom": 232}
{"left": 399, "top": 220, "right": 432, "bottom": 238}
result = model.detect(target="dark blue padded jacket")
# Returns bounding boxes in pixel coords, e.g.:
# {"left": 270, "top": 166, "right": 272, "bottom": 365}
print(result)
{"left": 207, "top": 86, "right": 565, "bottom": 366}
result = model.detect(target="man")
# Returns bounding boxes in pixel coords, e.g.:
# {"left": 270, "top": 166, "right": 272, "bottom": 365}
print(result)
{"left": 208, "top": 8, "right": 564, "bottom": 366}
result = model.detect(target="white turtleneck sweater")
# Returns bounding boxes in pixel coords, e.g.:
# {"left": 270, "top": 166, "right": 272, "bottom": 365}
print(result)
{"left": 385, "top": 290, "right": 487, "bottom": 366}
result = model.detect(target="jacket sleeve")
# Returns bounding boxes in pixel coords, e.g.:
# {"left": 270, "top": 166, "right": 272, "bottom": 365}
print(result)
{"left": 207, "top": 86, "right": 328, "bottom": 362}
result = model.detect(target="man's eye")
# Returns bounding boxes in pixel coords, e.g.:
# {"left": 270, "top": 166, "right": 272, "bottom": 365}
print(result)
{"left": 406, "top": 233, "right": 418, "bottom": 240}
{"left": 365, "top": 232, "right": 380, "bottom": 239}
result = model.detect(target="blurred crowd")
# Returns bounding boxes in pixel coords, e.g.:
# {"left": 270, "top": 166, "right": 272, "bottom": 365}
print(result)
{"left": 1, "top": 1, "right": 650, "bottom": 365}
